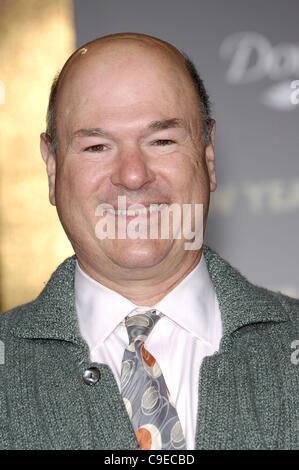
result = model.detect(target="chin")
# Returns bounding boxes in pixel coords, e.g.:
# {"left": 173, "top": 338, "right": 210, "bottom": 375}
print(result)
{"left": 106, "top": 239, "right": 172, "bottom": 269}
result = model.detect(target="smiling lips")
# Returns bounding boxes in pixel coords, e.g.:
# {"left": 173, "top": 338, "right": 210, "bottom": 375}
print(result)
{"left": 105, "top": 203, "right": 167, "bottom": 217}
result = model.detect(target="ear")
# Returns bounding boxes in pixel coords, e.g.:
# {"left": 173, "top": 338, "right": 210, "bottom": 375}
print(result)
{"left": 205, "top": 119, "right": 217, "bottom": 192}
{"left": 40, "top": 132, "right": 56, "bottom": 205}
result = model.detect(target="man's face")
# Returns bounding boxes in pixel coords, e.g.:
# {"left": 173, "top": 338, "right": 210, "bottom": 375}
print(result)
{"left": 42, "top": 40, "right": 216, "bottom": 278}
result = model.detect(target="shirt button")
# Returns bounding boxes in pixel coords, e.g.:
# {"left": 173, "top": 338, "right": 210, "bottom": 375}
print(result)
{"left": 83, "top": 367, "right": 101, "bottom": 385}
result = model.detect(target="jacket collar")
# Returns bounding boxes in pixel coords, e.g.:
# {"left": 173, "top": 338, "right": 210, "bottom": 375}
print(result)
{"left": 12, "top": 245, "right": 288, "bottom": 341}
{"left": 12, "top": 255, "right": 83, "bottom": 344}
{"left": 203, "top": 245, "right": 288, "bottom": 335}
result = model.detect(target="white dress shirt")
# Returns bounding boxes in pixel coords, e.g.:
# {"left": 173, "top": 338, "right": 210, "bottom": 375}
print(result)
{"left": 75, "top": 254, "right": 222, "bottom": 449}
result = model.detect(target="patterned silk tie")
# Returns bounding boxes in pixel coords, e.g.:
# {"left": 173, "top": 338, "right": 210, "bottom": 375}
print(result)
{"left": 120, "top": 309, "right": 186, "bottom": 450}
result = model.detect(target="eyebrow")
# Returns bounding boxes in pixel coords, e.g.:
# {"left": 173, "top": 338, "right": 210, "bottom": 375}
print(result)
{"left": 71, "top": 118, "right": 186, "bottom": 140}
{"left": 147, "top": 118, "right": 186, "bottom": 131}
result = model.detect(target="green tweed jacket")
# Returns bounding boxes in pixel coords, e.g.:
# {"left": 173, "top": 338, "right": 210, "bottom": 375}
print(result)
{"left": 0, "top": 245, "right": 298, "bottom": 450}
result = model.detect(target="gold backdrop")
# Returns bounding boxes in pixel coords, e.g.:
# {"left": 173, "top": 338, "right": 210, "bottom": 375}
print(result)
{"left": 0, "top": 0, "right": 75, "bottom": 311}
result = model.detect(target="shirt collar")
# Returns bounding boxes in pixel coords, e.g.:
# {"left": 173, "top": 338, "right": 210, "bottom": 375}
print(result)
{"left": 75, "top": 263, "right": 138, "bottom": 349}
{"left": 155, "top": 255, "right": 218, "bottom": 345}
{"left": 75, "top": 254, "right": 217, "bottom": 350}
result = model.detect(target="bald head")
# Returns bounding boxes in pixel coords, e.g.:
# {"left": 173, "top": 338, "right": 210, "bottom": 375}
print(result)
{"left": 46, "top": 32, "right": 211, "bottom": 152}
{"left": 65, "top": 32, "right": 187, "bottom": 71}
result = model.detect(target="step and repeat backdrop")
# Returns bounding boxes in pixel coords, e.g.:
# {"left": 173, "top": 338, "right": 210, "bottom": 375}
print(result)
{"left": 1, "top": 0, "right": 298, "bottom": 310}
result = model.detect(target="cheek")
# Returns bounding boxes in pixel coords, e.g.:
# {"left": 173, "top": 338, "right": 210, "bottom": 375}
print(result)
{"left": 163, "top": 150, "right": 208, "bottom": 197}
{"left": 181, "top": 157, "right": 210, "bottom": 203}
{"left": 189, "top": 144, "right": 210, "bottom": 185}
{"left": 56, "top": 157, "right": 108, "bottom": 201}
{"left": 193, "top": 157, "right": 209, "bottom": 184}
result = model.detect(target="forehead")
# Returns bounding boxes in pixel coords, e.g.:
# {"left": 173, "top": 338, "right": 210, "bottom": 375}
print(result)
{"left": 56, "top": 40, "right": 199, "bottom": 133}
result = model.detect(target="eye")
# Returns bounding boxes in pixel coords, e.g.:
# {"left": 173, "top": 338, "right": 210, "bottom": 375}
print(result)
{"left": 153, "top": 139, "right": 176, "bottom": 146}
{"left": 84, "top": 144, "right": 107, "bottom": 152}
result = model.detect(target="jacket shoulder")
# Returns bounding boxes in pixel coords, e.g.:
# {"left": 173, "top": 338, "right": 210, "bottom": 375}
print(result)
{"left": 276, "top": 291, "right": 299, "bottom": 324}
{"left": 0, "top": 301, "right": 36, "bottom": 337}
{"left": 0, "top": 255, "right": 76, "bottom": 339}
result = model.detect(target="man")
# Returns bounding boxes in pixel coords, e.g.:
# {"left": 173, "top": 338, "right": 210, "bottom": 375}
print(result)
{"left": 0, "top": 33, "right": 298, "bottom": 450}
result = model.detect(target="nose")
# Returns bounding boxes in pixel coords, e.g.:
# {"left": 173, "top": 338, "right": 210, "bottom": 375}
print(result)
{"left": 110, "top": 144, "right": 155, "bottom": 190}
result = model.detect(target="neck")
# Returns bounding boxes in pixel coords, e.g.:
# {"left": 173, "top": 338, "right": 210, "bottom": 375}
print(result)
{"left": 77, "top": 249, "right": 203, "bottom": 306}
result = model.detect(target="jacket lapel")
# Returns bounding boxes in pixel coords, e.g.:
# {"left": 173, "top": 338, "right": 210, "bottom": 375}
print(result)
{"left": 196, "top": 245, "right": 289, "bottom": 449}
{"left": 11, "top": 256, "right": 85, "bottom": 345}
{"left": 203, "top": 245, "right": 288, "bottom": 334}
{"left": 10, "top": 256, "right": 138, "bottom": 449}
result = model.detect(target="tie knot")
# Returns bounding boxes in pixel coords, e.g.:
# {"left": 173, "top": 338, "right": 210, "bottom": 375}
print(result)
{"left": 125, "top": 309, "right": 161, "bottom": 346}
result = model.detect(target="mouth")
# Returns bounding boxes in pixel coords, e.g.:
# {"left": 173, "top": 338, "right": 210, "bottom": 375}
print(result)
{"left": 105, "top": 203, "right": 168, "bottom": 218}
